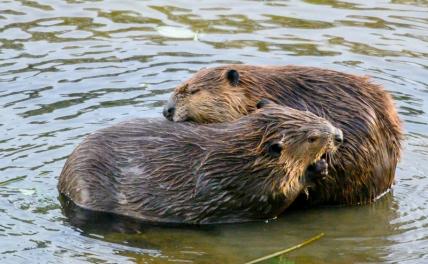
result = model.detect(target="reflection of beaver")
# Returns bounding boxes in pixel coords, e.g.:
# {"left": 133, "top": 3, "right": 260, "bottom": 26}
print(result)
{"left": 164, "top": 65, "right": 403, "bottom": 206}
{"left": 58, "top": 101, "right": 342, "bottom": 224}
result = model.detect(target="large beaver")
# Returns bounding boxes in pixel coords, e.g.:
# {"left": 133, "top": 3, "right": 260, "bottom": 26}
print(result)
{"left": 163, "top": 65, "right": 402, "bottom": 206}
{"left": 58, "top": 102, "right": 342, "bottom": 224}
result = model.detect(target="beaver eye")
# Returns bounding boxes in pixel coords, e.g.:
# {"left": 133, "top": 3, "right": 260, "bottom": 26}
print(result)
{"left": 268, "top": 142, "right": 282, "bottom": 157}
{"left": 190, "top": 89, "right": 200, "bottom": 95}
{"left": 308, "top": 136, "right": 319, "bottom": 143}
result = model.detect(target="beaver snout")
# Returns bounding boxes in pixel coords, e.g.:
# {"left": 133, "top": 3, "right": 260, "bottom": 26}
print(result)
{"left": 163, "top": 103, "right": 175, "bottom": 121}
{"left": 334, "top": 128, "right": 343, "bottom": 145}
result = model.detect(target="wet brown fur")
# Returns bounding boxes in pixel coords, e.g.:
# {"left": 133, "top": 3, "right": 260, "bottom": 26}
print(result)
{"left": 166, "top": 65, "right": 403, "bottom": 206}
{"left": 58, "top": 103, "right": 339, "bottom": 224}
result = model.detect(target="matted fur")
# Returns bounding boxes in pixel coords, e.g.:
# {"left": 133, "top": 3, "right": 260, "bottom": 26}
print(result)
{"left": 165, "top": 65, "right": 403, "bottom": 206}
{"left": 58, "top": 104, "right": 339, "bottom": 224}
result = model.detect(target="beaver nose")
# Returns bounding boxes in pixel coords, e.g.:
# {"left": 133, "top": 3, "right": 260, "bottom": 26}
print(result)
{"left": 334, "top": 129, "right": 343, "bottom": 145}
{"left": 163, "top": 106, "right": 175, "bottom": 121}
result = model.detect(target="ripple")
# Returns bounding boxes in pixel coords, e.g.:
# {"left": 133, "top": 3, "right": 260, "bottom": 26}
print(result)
{"left": 265, "top": 15, "right": 334, "bottom": 29}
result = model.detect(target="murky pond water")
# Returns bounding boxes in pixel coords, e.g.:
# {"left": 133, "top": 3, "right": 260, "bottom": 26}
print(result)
{"left": 1, "top": 0, "right": 427, "bottom": 263}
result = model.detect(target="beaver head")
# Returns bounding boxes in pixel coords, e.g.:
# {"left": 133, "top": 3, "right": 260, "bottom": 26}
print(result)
{"left": 163, "top": 67, "right": 256, "bottom": 123}
{"left": 249, "top": 99, "right": 342, "bottom": 178}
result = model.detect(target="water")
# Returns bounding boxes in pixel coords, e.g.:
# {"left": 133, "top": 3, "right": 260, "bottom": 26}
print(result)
{"left": 0, "top": 0, "right": 427, "bottom": 263}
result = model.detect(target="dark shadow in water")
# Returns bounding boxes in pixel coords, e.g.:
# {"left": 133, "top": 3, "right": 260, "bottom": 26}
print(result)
{"left": 59, "top": 194, "right": 218, "bottom": 233}
{"left": 59, "top": 193, "right": 403, "bottom": 263}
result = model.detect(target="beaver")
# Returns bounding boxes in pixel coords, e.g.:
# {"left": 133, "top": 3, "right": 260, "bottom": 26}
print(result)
{"left": 58, "top": 101, "right": 342, "bottom": 224}
{"left": 163, "top": 65, "right": 403, "bottom": 206}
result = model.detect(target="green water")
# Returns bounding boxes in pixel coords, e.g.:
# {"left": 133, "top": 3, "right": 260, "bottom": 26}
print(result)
{"left": 0, "top": 0, "right": 427, "bottom": 263}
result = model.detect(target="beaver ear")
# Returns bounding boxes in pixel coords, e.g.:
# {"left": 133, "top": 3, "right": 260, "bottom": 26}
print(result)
{"left": 226, "top": 69, "right": 240, "bottom": 86}
{"left": 256, "top": 98, "right": 273, "bottom": 109}
{"left": 267, "top": 142, "right": 283, "bottom": 157}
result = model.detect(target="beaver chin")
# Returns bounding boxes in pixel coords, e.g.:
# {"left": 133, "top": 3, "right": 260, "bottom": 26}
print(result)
{"left": 173, "top": 116, "right": 188, "bottom": 122}
{"left": 172, "top": 111, "right": 204, "bottom": 123}
{"left": 171, "top": 113, "right": 190, "bottom": 122}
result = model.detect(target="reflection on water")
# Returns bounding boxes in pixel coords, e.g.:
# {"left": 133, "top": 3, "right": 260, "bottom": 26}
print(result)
{"left": 61, "top": 194, "right": 402, "bottom": 263}
{"left": 0, "top": 0, "right": 427, "bottom": 263}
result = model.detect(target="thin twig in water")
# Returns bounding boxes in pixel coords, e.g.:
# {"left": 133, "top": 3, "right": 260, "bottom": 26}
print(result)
{"left": 0, "top": 176, "right": 26, "bottom": 186}
{"left": 244, "top": 232, "right": 325, "bottom": 264}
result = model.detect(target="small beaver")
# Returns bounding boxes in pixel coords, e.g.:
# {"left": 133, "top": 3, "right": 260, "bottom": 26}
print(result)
{"left": 58, "top": 101, "right": 342, "bottom": 224}
{"left": 163, "top": 65, "right": 403, "bottom": 206}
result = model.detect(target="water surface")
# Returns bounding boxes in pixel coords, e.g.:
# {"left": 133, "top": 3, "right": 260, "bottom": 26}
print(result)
{"left": 1, "top": 0, "right": 427, "bottom": 263}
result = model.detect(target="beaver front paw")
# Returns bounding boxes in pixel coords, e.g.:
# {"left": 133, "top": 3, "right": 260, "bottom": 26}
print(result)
{"left": 306, "top": 159, "right": 328, "bottom": 181}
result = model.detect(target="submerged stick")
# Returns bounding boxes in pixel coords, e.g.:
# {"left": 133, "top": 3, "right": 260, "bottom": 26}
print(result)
{"left": 0, "top": 176, "right": 26, "bottom": 186}
{"left": 245, "top": 232, "right": 325, "bottom": 264}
